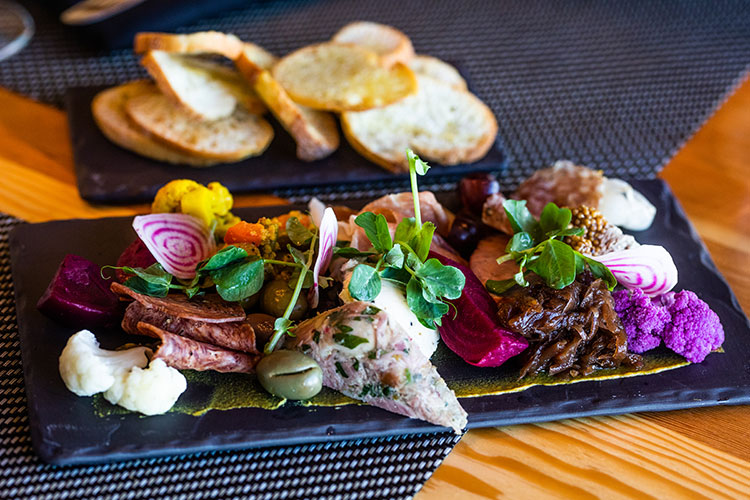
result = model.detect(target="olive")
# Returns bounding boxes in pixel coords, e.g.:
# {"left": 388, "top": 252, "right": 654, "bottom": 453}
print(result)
{"left": 446, "top": 212, "right": 483, "bottom": 257}
{"left": 239, "top": 291, "right": 260, "bottom": 310}
{"left": 257, "top": 350, "right": 323, "bottom": 400}
{"left": 247, "top": 313, "right": 276, "bottom": 350}
{"left": 260, "top": 279, "right": 309, "bottom": 319}
{"left": 459, "top": 173, "right": 500, "bottom": 215}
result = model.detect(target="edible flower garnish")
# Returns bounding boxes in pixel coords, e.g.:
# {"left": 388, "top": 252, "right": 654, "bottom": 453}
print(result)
{"left": 593, "top": 245, "right": 678, "bottom": 297}
{"left": 486, "top": 200, "right": 616, "bottom": 294}
{"left": 309, "top": 207, "right": 338, "bottom": 309}
{"left": 344, "top": 150, "right": 466, "bottom": 329}
{"left": 132, "top": 213, "right": 216, "bottom": 279}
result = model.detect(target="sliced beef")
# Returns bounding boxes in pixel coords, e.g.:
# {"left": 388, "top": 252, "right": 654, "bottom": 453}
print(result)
{"left": 289, "top": 301, "right": 467, "bottom": 434}
{"left": 495, "top": 273, "right": 642, "bottom": 378}
{"left": 121, "top": 302, "right": 258, "bottom": 353}
{"left": 138, "top": 322, "right": 259, "bottom": 373}
{"left": 111, "top": 282, "right": 244, "bottom": 323}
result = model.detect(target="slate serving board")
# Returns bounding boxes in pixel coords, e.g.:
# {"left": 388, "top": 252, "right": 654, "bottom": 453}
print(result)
{"left": 66, "top": 83, "right": 506, "bottom": 204}
{"left": 9, "top": 180, "right": 750, "bottom": 465}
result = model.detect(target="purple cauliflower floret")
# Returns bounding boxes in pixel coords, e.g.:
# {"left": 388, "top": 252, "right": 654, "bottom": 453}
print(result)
{"left": 659, "top": 290, "right": 724, "bottom": 363}
{"left": 613, "top": 288, "right": 670, "bottom": 353}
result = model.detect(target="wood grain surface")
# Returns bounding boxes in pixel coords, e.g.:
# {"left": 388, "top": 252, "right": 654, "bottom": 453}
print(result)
{"left": 0, "top": 78, "right": 749, "bottom": 499}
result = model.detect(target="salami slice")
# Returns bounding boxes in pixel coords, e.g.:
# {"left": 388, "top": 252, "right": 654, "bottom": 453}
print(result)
{"left": 138, "top": 322, "right": 259, "bottom": 373}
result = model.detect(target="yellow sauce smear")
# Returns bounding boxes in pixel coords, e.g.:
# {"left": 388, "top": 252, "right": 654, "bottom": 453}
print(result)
{"left": 92, "top": 351, "right": 691, "bottom": 417}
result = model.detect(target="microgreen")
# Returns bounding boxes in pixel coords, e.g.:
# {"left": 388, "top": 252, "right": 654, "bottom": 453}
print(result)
{"left": 485, "top": 200, "right": 617, "bottom": 294}
{"left": 344, "top": 149, "right": 466, "bottom": 329}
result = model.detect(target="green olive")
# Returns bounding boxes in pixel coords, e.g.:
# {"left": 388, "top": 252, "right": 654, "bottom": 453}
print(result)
{"left": 239, "top": 291, "right": 260, "bottom": 310}
{"left": 256, "top": 350, "right": 323, "bottom": 400}
{"left": 260, "top": 279, "right": 308, "bottom": 320}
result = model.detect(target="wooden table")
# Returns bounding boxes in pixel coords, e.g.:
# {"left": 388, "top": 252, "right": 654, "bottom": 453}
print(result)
{"left": 1, "top": 79, "right": 749, "bottom": 498}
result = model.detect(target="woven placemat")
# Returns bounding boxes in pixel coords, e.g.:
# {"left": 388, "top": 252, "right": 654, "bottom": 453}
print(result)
{"left": 0, "top": 214, "right": 460, "bottom": 499}
{"left": 2, "top": 0, "right": 750, "bottom": 200}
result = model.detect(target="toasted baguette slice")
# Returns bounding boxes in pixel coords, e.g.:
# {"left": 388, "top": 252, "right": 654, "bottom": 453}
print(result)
{"left": 125, "top": 86, "right": 274, "bottom": 162}
{"left": 134, "top": 31, "right": 244, "bottom": 59}
{"left": 341, "top": 75, "right": 497, "bottom": 172}
{"left": 271, "top": 43, "right": 417, "bottom": 112}
{"left": 408, "top": 55, "right": 467, "bottom": 90}
{"left": 92, "top": 81, "right": 220, "bottom": 167}
{"left": 236, "top": 44, "right": 339, "bottom": 161}
{"left": 331, "top": 21, "right": 414, "bottom": 67}
{"left": 141, "top": 51, "right": 266, "bottom": 120}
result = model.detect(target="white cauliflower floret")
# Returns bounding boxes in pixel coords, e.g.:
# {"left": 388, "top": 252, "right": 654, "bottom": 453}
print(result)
{"left": 58, "top": 330, "right": 187, "bottom": 415}
{"left": 59, "top": 330, "right": 150, "bottom": 396}
{"left": 104, "top": 359, "right": 187, "bottom": 416}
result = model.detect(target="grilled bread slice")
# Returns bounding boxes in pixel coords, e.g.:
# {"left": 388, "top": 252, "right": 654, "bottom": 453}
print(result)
{"left": 271, "top": 43, "right": 417, "bottom": 112}
{"left": 134, "top": 31, "right": 244, "bottom": 59}
{"left": 331, "top": 21, "right": 414, "bottom": 67}
{"left": 341, "top": 75, "right": 497, "bottom": 172}
{"left": 141, "top": 50, "right": 266, "bottom": 120}
{"left": 236, "top": 44, "right": 339, "bottom": 161}
{"left": 408, "top": 55, "right": 467, "bottom": 90}
{"left": 91, "top": 80, "right": 220, "bottom": 167}
{"left": 125, "top": 85, "right": 273, "bottom": 162}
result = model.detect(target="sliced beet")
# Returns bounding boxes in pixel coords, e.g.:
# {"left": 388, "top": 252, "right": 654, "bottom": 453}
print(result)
{"left": 115, "top": 238, "right": 156, "bottom": 283}
{"left": 430, "top": 251, "right": 528, "bottom": 367}
{"left": 37, "top": 254, "right": 123, "bottom": 328}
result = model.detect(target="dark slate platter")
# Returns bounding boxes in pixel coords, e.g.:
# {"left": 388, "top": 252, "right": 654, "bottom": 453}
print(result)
{"left": 9, "top": 180, "right": 750, "bottom": 465}
{"left": 66, "top": 82, "right": 506, "bottom": 204}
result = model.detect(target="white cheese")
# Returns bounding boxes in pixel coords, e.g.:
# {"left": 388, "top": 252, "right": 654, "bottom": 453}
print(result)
{"left": 340, "top": 278, "right": 439, "bottom": 358}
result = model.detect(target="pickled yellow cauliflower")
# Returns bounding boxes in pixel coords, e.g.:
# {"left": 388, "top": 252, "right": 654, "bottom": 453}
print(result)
{"left": 151, "top": 179, "right": 240, "bottom": 237}
{"left": 59, "top": 330, "right": 187, "bottom": 415}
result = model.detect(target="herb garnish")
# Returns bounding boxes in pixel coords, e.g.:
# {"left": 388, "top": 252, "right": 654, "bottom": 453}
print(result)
{"left": 485, "top": 200, "right": 617, "bottom": 294}
{"left": 332, "top": 333, "right": 369, "bottom": 349}
{"left": 344, "top": 150, "right": 466, "bottom": 329}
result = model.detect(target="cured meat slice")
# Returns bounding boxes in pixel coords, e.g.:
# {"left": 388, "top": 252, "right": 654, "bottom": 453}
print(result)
{"left": 513, "top": 161, "right": 604, "bottom": 217}
{"left": 111, "top": 282, "right": 244, "bottom": 323}
{"left": 290, "top": 301, "right": 467, "bottom": 433}
{"left": 469, "top": 234, "right": 518, "bottom": 285}
{"left": 358, "top": 191, "right": 454, "bottom": 236}
{"left": 138, "top": 322, "right": 258, "bottom": 373}
{"left": 121, "top": 302, "right": 258, "bottom": 354}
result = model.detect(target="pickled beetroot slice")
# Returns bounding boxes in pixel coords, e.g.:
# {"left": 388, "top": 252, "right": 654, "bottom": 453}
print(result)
{"left": 115, "top": 239, "right": 156, "bottom": 283}
{"left": 430, "top": 251, "right": 528, "bottom": 367}
{"left": 37, "top": 254, "right": 122, "bottom": 328}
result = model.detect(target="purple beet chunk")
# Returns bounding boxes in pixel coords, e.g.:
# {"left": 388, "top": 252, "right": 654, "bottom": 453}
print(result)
{"left": 37, "top": 254, "right": 123, "bottom": 328}
{"left": 115, "top": 238, "right": 156, "bottom": 283}
{"left": 429, "top": 251, "right": 528, "bottom": 367}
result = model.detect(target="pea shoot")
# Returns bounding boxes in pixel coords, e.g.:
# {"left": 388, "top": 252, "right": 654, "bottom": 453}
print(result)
{"left": 340, "top": 149, "right": 466, "bottom": 329}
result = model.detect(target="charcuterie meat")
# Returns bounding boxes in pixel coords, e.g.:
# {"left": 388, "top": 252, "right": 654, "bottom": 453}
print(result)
{"left": 138, "top": 322, "right": 259, "bottom": 373}
{"left": 113, "top": 282, "right": 258, "bottom": 354}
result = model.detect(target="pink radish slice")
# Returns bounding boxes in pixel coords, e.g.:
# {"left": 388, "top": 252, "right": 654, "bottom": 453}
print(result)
{"left": 132, "top": 213, "right": 215, "bottom": 279}
{"left": 309, "top": 207, "right": 338, "bottom": 308}
{"left": 594, "top": 245, "right": 678, "bottom": 297}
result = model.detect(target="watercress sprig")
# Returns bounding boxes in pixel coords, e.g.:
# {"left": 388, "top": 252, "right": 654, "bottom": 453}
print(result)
{"left": 485, "top": 200, "right": 617, "bottom": 294}
{"left": 344, "top": 149, "right": 466, "bottom": 329}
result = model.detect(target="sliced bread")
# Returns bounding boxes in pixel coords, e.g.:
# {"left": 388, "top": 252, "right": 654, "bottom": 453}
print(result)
{"left": 91, "top": 80, "right": 220, "bottom": 167}
{"left": 331, "top": 21, "right": 414, "bottom": 67}
{"left": 341, "top": 75, "right": 497, "bottom": 172}
{"left": 125, "top": 85, "right": 274, "bottom": 162}
{"left": 271, "top": 43, "right": 417, "bottom": 112}
{"left": 134, "top": 31, "right": 244, "bottom": 59}
{"left": 141, "top": 50, "right": 266, "bottom": 120}
{"left": 408, "top": 55, "right": 467, "bottom": 90}
{"left": 235, "top": 44, "right": 339, "bottom": 161}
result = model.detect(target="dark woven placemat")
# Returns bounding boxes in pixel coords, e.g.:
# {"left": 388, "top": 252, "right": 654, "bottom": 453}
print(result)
{"left": 0, "top": 214, "right": 460, "bottom": 499}
{"left": 2, "top": 0, "right": 750, "bottom": 200}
